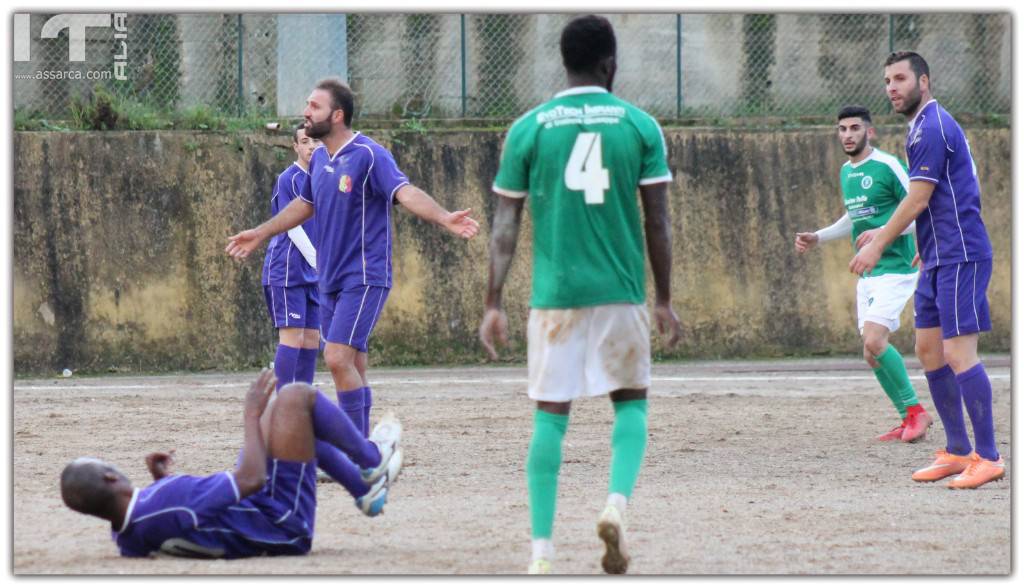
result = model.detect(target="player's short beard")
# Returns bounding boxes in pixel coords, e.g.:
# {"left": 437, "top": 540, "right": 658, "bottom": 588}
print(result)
{"left": 844, "top": 135, "right": 868, "bottom": 157}
{"left": 305, "top": 117, "right": 332, "bottom": 140}
{"left": 895, "top": 83, "right": 923, "bottom": 116}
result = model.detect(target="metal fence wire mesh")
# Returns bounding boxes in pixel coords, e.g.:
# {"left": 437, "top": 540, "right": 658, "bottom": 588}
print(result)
{"left": 13, "top": 13, "right": 1010, "bottom": 122}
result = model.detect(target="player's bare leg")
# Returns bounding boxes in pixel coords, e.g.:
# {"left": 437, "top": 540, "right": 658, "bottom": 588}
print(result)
{"left": 598, "top": 388, "right": 647, "bottom": 575}
{"left": 527, "top": 400, "right": 570, "bottom": 574}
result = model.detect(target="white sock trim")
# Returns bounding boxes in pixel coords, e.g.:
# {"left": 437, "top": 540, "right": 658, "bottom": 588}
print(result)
{"left": 531, "top": 538, "right": 555, "bottom": 561}
{"left": 607, "top": 492, "right": 628, "bottom": 514}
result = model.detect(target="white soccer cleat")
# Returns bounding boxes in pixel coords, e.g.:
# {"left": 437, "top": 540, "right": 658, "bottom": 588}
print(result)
{"left": 597, "top": 505, "right": 630, "bottom": 574}
{"left": 354, "top": 474, "right": 388, "bottom": 517}
{"left": 527, "top": 558, "right": 552, "bottom": 574}
{"left": 361, "top": 412, "right": 402, "bottom": 485}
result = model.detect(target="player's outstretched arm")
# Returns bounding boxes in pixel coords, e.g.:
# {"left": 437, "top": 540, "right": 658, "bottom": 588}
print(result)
{"left": 233, "top": 369, "right": 275, "bottom": 499}
{"left": 850, "top": 181, "right": 934, "bottom": 274}
{"left": 226, "top": 198, "right": 314, "bottom": 260}
{"left": 394, "top": 184, "right": 480, "bottom": 239}
{"left": 639, "top": 182, "right": 682, "bottom": 347}
{"left": 479, "top": 195, "right": 525, "bottom": 360}
{"left": 796, "top": 213, "right": 851, "bottom": 253}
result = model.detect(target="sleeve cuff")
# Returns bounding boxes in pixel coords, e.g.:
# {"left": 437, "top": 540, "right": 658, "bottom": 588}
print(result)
{"left": 493, "top": 185, "right": 527, "bottom": 199}
{"left": 298, "top": 194, "right": 314, "bottom": 205}
{"left": 639, "top": 174, "right": 673, "bottom": 186}
{"left": 908, "top": 176, "right": 940, "bottom": 185}
{"left": 389, "top": 181, "right": 410, "bottom": 203}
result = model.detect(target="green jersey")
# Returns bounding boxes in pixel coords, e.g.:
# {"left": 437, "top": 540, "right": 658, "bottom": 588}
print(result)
{"left": 841, "top": 148, "right": 917, "bottom": 277}
{"left": 492, "top": 87, "right": 672, "bottom": 308}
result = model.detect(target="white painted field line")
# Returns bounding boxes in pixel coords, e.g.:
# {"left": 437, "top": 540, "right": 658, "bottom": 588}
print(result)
{"left": 13, "top": 372, "right": 1009, "bottom": 391}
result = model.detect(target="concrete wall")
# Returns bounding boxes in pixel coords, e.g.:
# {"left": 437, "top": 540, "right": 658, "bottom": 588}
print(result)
{"left": 13, "top": 126, "right": 1011, "bottom": 374}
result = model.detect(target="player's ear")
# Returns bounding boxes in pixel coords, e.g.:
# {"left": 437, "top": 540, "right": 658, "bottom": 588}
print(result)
{"left": 918, "top": 73, "right": 930, "bottom": 92}
{"left": 867, "top": 126, "right": 876, "bottom": 141}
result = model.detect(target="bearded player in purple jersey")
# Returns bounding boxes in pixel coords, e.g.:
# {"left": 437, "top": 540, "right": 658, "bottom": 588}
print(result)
{"left": 60, "top": 370, "right": 400, "bottom": 558}
{"left": 850, "top": 52, "right": 1003, "bottom": 489}
{"left": 227, "top": 78, "right": 479, "bottom": 444}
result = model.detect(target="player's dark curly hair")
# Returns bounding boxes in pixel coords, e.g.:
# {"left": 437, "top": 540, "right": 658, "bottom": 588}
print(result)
{"left": 560, "top": 15, "right": 617, "bottom": 75}
{"left": 61, "top": 459, "right": 119, "bottom": 518}
{"left": 885, "top": 51, "right": 930, "bottom": 80}
{"left": 293, "top": 122, "right": 306, "bottom": 143}
{"left": 315, "top": 77, "right": 355, "bottom": 127}
{"left": 837, "top": 105, "right": 872, "bottom": 123}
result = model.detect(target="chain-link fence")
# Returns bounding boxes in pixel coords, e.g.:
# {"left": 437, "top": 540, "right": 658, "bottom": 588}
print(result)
{"left": 13, "top": 13, "right": 1011, "bottom": 125}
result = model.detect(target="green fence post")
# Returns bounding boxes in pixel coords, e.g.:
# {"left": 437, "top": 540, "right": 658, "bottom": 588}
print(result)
{"left": 461, "top": 14, "right": 467, "bottom": 118}
{"left": 237, "top": 14, "right": 244, "bottom": 117}
{"left": 888, "top": 14, "right": 894, "bottom": 54}
{"left": 676, "top": 14, "right": 682, "bottom": 119}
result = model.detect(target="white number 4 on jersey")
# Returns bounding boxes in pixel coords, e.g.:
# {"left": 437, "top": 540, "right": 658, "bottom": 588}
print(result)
{"left": 565, "top": 132, "right": 609, "bottom": 204}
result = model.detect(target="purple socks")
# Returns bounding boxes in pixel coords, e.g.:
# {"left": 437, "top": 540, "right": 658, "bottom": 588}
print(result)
{"left": 338, "top": 388, "right": 365, "bottom": 436}
{"left": 295, "top": 347, "right": 319, "bottom": 384}
{"left": 313, "top": 390, "right": 380, "bottom": 470}
{"left": 363, "top": 387, "right": 373, "bottom": 437}
{"left": 273, "top": 345, "right": 301, "bottom": 390}
{"left": 925, "top": 365, "right": 973, "bottom": 456}
{"left": 315, "top": 440, "right": 370, "bottom": 498}
{"left": 956, "top": 363, "right": 999, "bottom": 461}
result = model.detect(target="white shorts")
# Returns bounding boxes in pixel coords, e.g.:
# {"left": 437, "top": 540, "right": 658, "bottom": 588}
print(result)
{"left": 856, "top": 272, "right": 919, "bottom": 334}
{"left": 527, "top": 304, "right": 651, "bottom": 402}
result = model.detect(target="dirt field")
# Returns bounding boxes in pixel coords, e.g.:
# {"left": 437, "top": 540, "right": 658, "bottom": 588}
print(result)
{"left": 13, "top": 357, "right": 1011, "bottom": 575}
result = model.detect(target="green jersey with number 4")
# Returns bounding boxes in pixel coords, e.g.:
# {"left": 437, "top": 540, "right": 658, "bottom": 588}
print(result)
{"left": 493, "top": 86, "right": 672, "bottom": 308}
{"left": 841, "top": 148, "right": 917, "bottom": 277}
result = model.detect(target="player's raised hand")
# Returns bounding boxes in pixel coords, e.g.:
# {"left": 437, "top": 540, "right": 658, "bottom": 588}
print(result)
{"left": 654, "top": 303, "right": 682, "bottom": 347}
{"left": 245, "top": 368, "right": 276, "bottom": 419}
{"left": 225, "top": 228, "right": 266, "bottom": 260}
{"left": 849, "top": 243, "right": 881, "bottom": 275}
{"left": 794, "top": 232, "right": 819, "bottom": 254}
{"left": 855, "top": 228, "right": 881, "bottom": 250}
{"left": 145, "top": 449, "right": 175, "bottom": 480}
{"left": 479, "top": 307, "right": 509, "bottom": 360}
{"left": 443, "top": 208, "right": 481, "bottom": 240}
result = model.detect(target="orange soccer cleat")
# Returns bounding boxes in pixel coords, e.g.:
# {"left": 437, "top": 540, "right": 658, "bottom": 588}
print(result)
{"left": 911, "top": 449, "right": 974, "bottom": 482}
{"left": 947, "top": 455, "right": 1006, "bottom": 490}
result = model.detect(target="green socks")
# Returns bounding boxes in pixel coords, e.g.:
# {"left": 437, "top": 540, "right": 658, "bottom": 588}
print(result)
{"left": 527, "top": 410, "right": 569, "bottom": 540}
{"left": 873, "top": 344, "right": 920, "bottom": 418}
{"left": 609, "top": 399, "right": 649, "bottom": 497}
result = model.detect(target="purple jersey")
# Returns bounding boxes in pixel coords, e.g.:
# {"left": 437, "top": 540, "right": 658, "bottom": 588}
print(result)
{"left": 905, "top": 100, "right": 993, "bottom": 270}
{"left": 262, "top": 163, "right": 318, "bottom": 287}
{"left": 114, "top": 461, "right": 316, "bottom": 559}
{"left": 299, "top": 133, "right": 410, "bottom": 294}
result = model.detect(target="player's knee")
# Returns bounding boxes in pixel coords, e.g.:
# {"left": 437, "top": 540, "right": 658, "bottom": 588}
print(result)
{"left": 915, "top": 338, "right": 942, "bottom": 365}
{"left": 277, "top": 382, "right": 316, "bottom": 412}
{"left": 862, "top": 346, "right": 879, "bottom": 367}
{"left": 323, "top": 346, "right": 355, "bottom": 372}
{"left": 862, "top": 337, "right": 887, "bottom": 359}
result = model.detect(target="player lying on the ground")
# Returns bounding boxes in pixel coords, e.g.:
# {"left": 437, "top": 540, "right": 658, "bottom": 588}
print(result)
{"left": 795, "top": 104, "right": 933, "bottom": 443}
{"left": 60, "top": 370, "right": 402, "bottom": 558}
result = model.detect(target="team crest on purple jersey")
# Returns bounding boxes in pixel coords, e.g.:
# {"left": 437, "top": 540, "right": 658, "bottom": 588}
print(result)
{"left": 339, "top": 175, "right": 353, "bottom": 193}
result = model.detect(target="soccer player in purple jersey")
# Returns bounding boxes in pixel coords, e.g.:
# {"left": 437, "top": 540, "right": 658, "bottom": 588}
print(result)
{"left": 262, "top": 125, "right": 321, "bottom": 391}
{"left": 850, "top": 52, "right": 1003, "bottom": 489}
{"left": 60, "top": 369, "right": 401, "bottom": 558}
{"left": 227, "top": 78, "right": 479, "bottom": 442}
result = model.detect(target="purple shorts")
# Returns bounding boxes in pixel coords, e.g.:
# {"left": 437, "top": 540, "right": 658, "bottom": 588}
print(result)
{"left": 320, "top": 285, "right": 390, "bottom": 352}
{"left": 264, "top": 284, "right": 320, "bottom": 330}
{"left": 914, "top": 260, "right": 992, "bottom": 340}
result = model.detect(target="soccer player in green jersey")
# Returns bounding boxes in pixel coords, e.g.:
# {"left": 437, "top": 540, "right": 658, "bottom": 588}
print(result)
{"left": 478, "top": 15, "right": 682, "bottom": 575}
{"left": 795, "top": 105, "right": 933, "bottom": 443}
